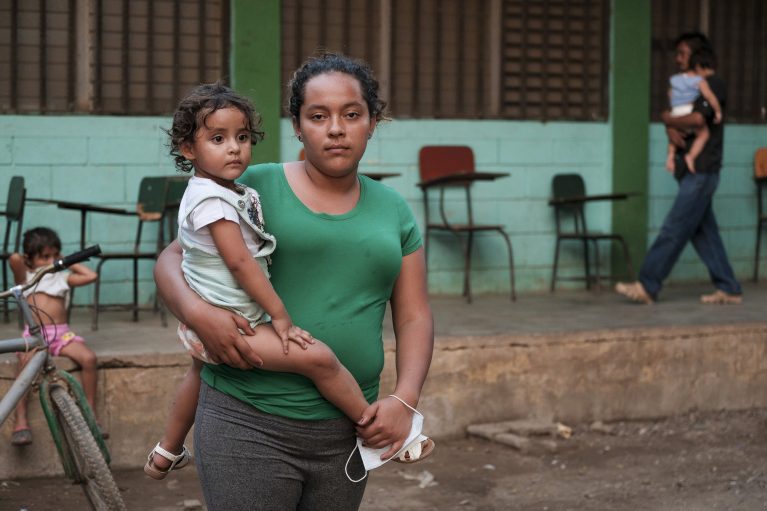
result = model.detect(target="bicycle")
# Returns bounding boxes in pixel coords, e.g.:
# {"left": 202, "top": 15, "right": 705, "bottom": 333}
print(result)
{"left": 0, "top": 245, "right": 127, "bottom": 511}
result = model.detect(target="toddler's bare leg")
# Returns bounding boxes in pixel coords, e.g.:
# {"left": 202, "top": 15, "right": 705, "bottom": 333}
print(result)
{"left": 12, "top": 353, "right": 32, "bottom": 433}
{"left": 685, "top": 124, "right": 710, "bottom": 173}
{"left": 60, "top": 342, "right": 98, "bottom": 412}
{"left": 666, "top": 143, "right": 677, "bottom": 172}
{"left": 246, "top": 324, "right": 369, "bottom": 422}
{"left": 151, "top": 358, "right": 203, "bottom": 471}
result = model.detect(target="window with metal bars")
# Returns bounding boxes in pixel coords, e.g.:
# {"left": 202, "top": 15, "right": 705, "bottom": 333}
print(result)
{"left": 281, "top": 0, "right": 609, "bottom": 121}
{"left": 280, "top": 0, "right": 381, "bottom": 110}
{"left": 650, "top": 0, "right": 767, "bottom": 123}
{"left": 0, "top": 0, "right": 229, "bottom": 115}
{"left": 499, "top": 0, "right": 609, "bottom": 121}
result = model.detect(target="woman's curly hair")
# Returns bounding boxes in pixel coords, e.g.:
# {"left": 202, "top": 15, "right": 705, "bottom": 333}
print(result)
{"left": 287, "top": 52, "right": 388, "bottom": 125}
{"left": 167, "top": 82, "right": 265, "bottom": 173}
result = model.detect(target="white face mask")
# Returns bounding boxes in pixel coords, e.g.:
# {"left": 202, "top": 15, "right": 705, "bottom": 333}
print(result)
{"left": 344, "top": 396, "right": 427, "bottom": 483}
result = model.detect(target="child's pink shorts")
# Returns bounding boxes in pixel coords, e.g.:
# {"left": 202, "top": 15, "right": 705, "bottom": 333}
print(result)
{"left": 22, "top": 323, "right": 85, "bottom": 356}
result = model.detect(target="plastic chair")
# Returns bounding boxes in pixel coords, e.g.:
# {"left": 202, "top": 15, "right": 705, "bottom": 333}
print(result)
{"left": 0, "top": 176, "right": 26, "bottom": 322}
{"left": 754, "top": 148, "right": 767, "bottom": 282}
{"left": 163, "top": 175, "right": 190, "bottom": 238}
{"left": 90, "top": 176, "right": 172, "bottom": 330}
{"left": 417, "top": 146, "right": 515, "bottom": 302}
{"left": 549, "top": 173, "right": 633, "bottom": 291}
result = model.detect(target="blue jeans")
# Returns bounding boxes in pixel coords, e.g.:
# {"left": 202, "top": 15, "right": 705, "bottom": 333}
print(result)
{"left": 639, "top": 171, "right": 742, "bottom": 299}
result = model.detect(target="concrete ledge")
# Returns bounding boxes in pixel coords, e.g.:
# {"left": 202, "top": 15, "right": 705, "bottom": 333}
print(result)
{"left": 2, "top": 322, "right": 767, "bottom": 479}
{"left": 408, "top": 323, "right": 767, "bottom": 439}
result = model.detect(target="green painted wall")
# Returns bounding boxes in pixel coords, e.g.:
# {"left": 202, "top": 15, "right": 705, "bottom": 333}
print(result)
{"left": 2, "top": 2, "right": 764, "bottom": 305}
{"left": 610, "top": 0, "right": 651, "bottom": 277}
{"left": 230, "top": 0, "right": 281, "bottom": 164}
{"left": 0, "top": 116, "right": 763, "bottom": 304}
{"left": 281, "top": 119, "right": 615, "bottom": 293}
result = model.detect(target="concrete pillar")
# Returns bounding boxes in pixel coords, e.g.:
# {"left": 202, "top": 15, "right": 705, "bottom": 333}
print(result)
{"left": 230, "top": 0, "right": 281, "bottom": 164}
{"left": 610, "top": 0, "right": 651, "bottom": 275}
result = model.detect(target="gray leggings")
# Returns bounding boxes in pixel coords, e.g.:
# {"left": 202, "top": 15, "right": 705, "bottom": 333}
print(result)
{"left": 194, "top": 382, "right": 367, "bottom": 511}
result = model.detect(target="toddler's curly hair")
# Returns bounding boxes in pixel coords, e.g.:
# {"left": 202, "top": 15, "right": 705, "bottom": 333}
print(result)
{"left": 167, "top": 82, "right": 265, "bottom": 173}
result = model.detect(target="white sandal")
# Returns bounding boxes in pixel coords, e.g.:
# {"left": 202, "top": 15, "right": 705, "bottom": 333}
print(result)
{"left": 396, "top": 435, "right": 435, "bottom": 463}
{"left": 345, "top": 395, "right": 435, "bottom": 482}
{"left": 144, "top": 443, "right": 192, "bottom": 480}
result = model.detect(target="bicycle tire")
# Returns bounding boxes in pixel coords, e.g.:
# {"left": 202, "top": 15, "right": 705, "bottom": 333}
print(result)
{"left": 50, "top": 385, "right": 127, "bottom": 511}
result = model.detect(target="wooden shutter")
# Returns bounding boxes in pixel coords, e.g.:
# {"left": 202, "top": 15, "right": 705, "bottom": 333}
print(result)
{"left": 387, "top": 0, "right": 490, "bottom": 119}
{"left": 0, "top": 0, "right": 77, "bottom": 113}
{"left": 94, "top": 0, "right": 229, "bottom": 115}
{"left": 650, "top": 0, "right": 767, "bottom": 124}
{"left": 281, "top": 0, "right": 380, "bottom": 116}
{"left": 0, "top": 0, "right": 229, "bottom": 114}
{"left": 499, "top": 0, "right": 610, "bottom": 121}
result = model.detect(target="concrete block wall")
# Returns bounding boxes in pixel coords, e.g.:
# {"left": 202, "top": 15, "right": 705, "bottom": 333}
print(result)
{"left": 281, "top": 119, "right": 614, "bottom": 294}
{"left": 0, "top": 116, "right": 178, "bottom": 306}
{"left": 1, "top": 116, "right": 764, "bottom": 305}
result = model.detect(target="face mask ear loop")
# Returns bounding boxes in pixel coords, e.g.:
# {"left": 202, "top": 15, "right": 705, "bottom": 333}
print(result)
{"left": 345, "top": 395, "right": 423, "bottom": 482}
{"left": 387, "top": 394, "right": 420, "bottom": 415}
{"left": 345, "top": 443, "right": 368, "bottom": 483}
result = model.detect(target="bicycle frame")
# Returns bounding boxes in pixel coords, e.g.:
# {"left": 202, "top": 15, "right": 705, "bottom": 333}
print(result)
{"left": 0, "top": 247, "right": 111, "bottom": 476}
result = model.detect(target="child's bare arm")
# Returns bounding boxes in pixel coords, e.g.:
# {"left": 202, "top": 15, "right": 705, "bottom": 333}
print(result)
{"left": 67, "top": 263, "right": 97, "bottom": 287}
{"left": 698, "top": 79, "right": 722, "bottom": 123}
{"left": 208, "top": 219, "right": 313, "bottom": 353}
{"left": 8, "top": 253, "right": 28, "bottom": 285}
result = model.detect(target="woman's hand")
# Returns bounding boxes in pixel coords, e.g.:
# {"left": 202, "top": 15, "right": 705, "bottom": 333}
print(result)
{"left": 188, "top": 304, "right": 262, "bottom": 368}
{"left": 155, "top": 241, "right": 263, "bottom": 369}
{"left": 358, "top": 247, "right": 433, "bottom": 461}
{"left": 356, "top": 396, "right": 413, "bottom": 460}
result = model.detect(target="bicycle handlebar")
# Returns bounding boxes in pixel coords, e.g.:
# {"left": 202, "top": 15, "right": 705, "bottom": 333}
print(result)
{"left": 0, "top": 245, "right": 101, "bottom": 298}
{"left": 55, "top": 245, "right": 101, "bottom": 271}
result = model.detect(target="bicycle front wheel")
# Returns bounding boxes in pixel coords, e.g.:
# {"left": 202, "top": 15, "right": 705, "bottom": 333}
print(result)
{"left": 50, "top": 385, "right": 126, "bottom": 511}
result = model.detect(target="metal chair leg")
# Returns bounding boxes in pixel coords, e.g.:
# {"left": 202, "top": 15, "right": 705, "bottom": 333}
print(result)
{"left": 498, "top": 229, "right": 515, "bottom": 301}
{"left": 755, "top": 222, "right": 763, "bottom": 282}
{"left": 1, "top": 265, "right": 8, "bottom": 323}
{"left": 92, "top": 260, "right": 106, "bottom": 331}
{"left": 463, "top": 231, "right": 474, "bottom": 303}
{"left": 551, "top": 238, "right": 561, "bottom": 292}
{"left": 582, "top": 239, "right": 591, "bottom": 290}
{"left": 132, "top": 258, "right": 139, "bottom": 322}
{"left": 592, "top": 240, "right": 601, "bottom": 289}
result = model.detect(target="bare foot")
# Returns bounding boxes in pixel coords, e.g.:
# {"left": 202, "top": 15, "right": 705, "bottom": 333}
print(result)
{"left": 615, "top": 281, "right": 654, "bottom": 305}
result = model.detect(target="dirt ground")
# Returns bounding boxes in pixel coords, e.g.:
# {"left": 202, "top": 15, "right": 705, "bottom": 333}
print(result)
{"left": 2, "top": 408, "right": 766, "bottom": 511}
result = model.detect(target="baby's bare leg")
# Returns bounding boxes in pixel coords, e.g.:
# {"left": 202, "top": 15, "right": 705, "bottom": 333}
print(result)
{"left": 151, "top": 358, "right": 202, "bottom": 471}
{"left": 246, "top": 324, "right": 369, "bottom": 422}
{"left": 666, "top": 143, "right": 677, "bottom": 172}
{"left": 60, "top": 342, "right": 98, "bottom": 412}
{"left": 685, "top": 124, "right": 710, "bottom": 173}
{"left": 12, "top": 353, "right": 32, "bottom": 432}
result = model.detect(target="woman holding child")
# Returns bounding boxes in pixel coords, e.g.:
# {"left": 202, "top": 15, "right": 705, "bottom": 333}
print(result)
{"left": 154, "top": 53, "right": 434, "bottom": 510}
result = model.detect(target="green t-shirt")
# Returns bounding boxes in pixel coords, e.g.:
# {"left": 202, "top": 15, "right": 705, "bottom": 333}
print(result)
{"left": 200, "top": 163, "right": 423, "bottom": 420}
